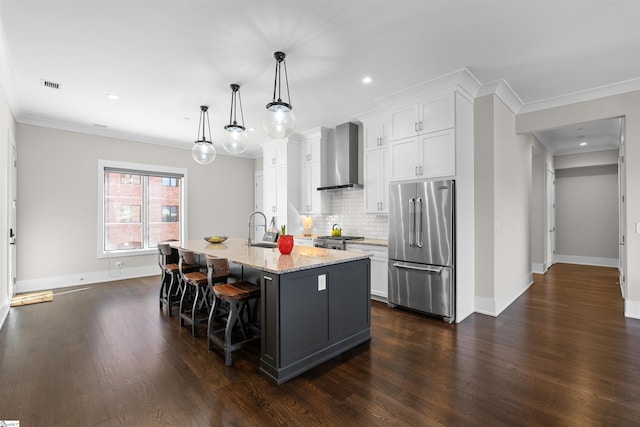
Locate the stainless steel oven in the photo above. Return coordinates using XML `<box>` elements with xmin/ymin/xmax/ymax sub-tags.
<box><xmin>313</xmin><ymin>235</ymin><xmax>364</xmax><ymax>250</ymax></box>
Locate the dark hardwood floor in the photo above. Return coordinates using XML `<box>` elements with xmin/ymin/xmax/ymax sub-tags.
<box><xmin>1</xmin><ymin>263</ymin><xmax>639</xmax><ymax>426</ymax></box>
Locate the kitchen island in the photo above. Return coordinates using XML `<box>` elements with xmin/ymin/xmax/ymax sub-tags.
<box><xmin>172</xmin><ymin>238</ymin><xmax>372</xmax><ymax>384</ymax></box>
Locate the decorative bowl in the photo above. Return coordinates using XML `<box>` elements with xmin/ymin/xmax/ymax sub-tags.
<box><xmin>204</xmin><ymin>236</ymin><xmax>228</xmax><ymax>244</ymax></box>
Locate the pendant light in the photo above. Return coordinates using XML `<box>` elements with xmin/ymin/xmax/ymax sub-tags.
<box><xmin>222</xmin><ymin>84</ymin><xmax>248</xmax><ymax>154</ymax></box>
<box><xmin>263</xmin><ymin>51</ymin><xmax>296</xmax><ymax>139</ymax></box>
<box><xmin>192</xmin><ymin>105</ymin><xmax>216</xmax><ymax>165</ymax></box>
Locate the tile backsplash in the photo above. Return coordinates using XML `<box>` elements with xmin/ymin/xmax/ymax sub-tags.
<box><xmin>307</xmin><ymin>190</ymin><xmax>388</xmax><ymax>239</ymax></box>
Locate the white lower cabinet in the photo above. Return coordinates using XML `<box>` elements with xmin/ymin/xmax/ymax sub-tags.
<box><xmin>346</xmin><ymin>243</ymin><xmax>388</xmax><ymax>300</ymax></box>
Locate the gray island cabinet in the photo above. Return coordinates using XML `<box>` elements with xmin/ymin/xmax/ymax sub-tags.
<box><xmin>173</xmin><ymin>238</ymin><xmax>371</xmax><ymax>384</ymax></box>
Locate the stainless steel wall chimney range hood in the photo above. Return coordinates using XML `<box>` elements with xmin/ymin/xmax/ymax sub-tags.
<box><xmin>317</xmin><ymin>122</ymin><xmax>362</xmax><ymax>191</ymax></box>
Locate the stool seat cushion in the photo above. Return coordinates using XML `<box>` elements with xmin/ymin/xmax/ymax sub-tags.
<box><xmin>183</xmin><ymin>271</ymin><xmax>209</xmax><ymax>285</ymax></box>
<box><xmin>213</xmin><ymin>282</ymin><xmax>260</xmax><ymax>300</ymax></box>
<box><xmin>161</xmin><ymin>263</ymin><xmax>180</xmax><ymax>273</ymax></box>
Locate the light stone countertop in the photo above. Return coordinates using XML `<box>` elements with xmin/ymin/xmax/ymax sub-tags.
<box><xmin>172</xmin><ymin>237</ymin><xmax>371</xmax><ymax>274</ymax></box>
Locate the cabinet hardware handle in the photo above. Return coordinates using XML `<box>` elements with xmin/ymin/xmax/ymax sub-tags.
<box><xmin>272</xmin><ymin>158</ymin><xmax>276</xmax><ymax>165</ymax></box>
<box><xmin>306</xmin><ymin>154</ymin><xmax>311</xmax><ymax>161</ymax></box>
<box><xmin>415</xmin><ymin>122</ymin><xmax>419</xmax><ymax>132</ymax></box>
<box><xmin>392</xmin><ymin>263</ymin><xmax>443</xmax><ymax>273</ymax></box>
<box><xmin>264</xmin><ymin>276</ymin><xmax>273</xmax><ymax>281</ymax></box>
<box><xmin>419</xmin><ymin>121</ymin><xmax>424</xmax><ymax>131</ymax></box>
<box><xmin>420</xmin><ymin>165</ymin><xmax>423</xmax><ymax>175</ymax></box>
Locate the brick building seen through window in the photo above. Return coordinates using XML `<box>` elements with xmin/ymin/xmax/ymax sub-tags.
<box><xmin>104</xmin><ymin>172</ymin><xmax>181</xmax><ymax>251</ymax></box>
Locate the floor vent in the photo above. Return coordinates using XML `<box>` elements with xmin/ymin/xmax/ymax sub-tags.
<box><xmin>41</xmin><ymin>79</ymin><xmax>61</xmax><ymax>90</ymax></box>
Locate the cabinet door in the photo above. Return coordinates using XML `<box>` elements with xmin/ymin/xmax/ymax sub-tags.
<box><xmin>364</xmin><ymin>150</ymin><xmax>383</xmax><ymax>213</ymax></box>
<box><xmin>390</xmin><ymin>137</ymin><xmax>420</xmax><ymax>182</ymax></box>
<box><xmin>275</xmin><ymin>165</ymin><xmax>287</xmax><ymax>216</ymax></box>
<box><xmin>419</xmin><ymin>93</ymin><xmax>455</xmax><ymax>134</ymax></box>
<box><xmin>280</xmin><ymin>269</ymin><xmax>329</xmax><ymax>366</ymax></box>
<box><xmin>264</xmin><ymin>141</ymin><xmax>288</xmax><ymax>167</ymax></box>
<box><xmin>263</xmin><ymin>167</ymin><xmax>278</xmax><ymax>215</ymax></box>
<box><xmin>364</xmin><ymin>148</ymin><xmax>390</xmax><ymax>213</ymax></box>
<box><xmin>371</xmin><ymin>256</ymin><xmax>388</xmax><ymax>299</ymax></box>
<box><xmin>299</xmin><ymin>163</ymin><xmax>312</xmax><ymax>213</ymax></box>
<box><xmin>390</xmin><ymin>104</ymin><xmax>419</xmax><ymax>140</ymax></box>
<box><xmin>420</xmin><ymin>130</ymin><xmax>455</xmax><ymax>178</ymax></box>
<box><xmin>364</xmin><ymin>116</ymin><xmax>389</xmax><ymax>151</ymax></box>
<box><xmin>329</xmin><ymin>260</ymin><xmax>370</xmax><ymax>342</ymax></box>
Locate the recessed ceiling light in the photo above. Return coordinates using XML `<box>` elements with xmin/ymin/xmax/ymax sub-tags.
<box><xmin>362</xmin><ymin>76</ymin><xmax>372</xmax><ymax>84</ymax></box>
<box><xmin>580</xmin><ymin>142</ymin><xmax>587</xmax><ymax>146</ymax></box>
<box><xmin>107</xmin><ymin>94</ymin><xmax>119</xmax><ymax>100</ymax></box>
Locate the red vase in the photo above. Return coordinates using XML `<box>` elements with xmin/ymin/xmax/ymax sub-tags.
<box><xmin>278</xmin><ymin>234</ymin><xmax>294</xmax><ymax>254</ymax></box>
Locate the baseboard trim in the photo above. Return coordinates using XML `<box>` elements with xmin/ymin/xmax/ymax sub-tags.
<box><xmin>16</xmin><ymin>265</ymin><xmax>159</xmax><ymax>294</ymax></box>
<box><xmin>625</xmin><ymin>299</ymin><xmax>640</xmax><ymax>319</ymax></box>
<box><xmin>0</xmin><ymin>302</ymin><xmax>9</xmax><ymax>330</ymax></box>
<box><xmin>555</xmin><ymin>255</ymin><xmax>619</xmax><ymax>268</ymax></box>
<box><xmin>532</xmin><ymin>263</ymin><xmax>546</xmax><ymax>274</ymax></box>
<box><xmin>474</xmin><ymin>272</ymin><xmax>533</xmax><ymax>317</ymax></box>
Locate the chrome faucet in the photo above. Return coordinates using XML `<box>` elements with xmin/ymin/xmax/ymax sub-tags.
<box><xmin>247</xmin><ymin>211</ymin><xmax>267</xmax><ymax>246</ymax></box>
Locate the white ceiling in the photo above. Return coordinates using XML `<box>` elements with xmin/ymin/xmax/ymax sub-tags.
<box><xmin>533</xmin><ymin>117</ymin><xmax>622</xmax><ymax>156</ymax></box>
<box><xmin>1</xmin><ymin>0</ymin><xmax>638</xmax><ymax>158</ymax></box>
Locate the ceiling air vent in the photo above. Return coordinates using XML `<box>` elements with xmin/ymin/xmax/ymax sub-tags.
<box><xmin>40</xmin><ymin>79</ymin><xmax>61</xmax><ymax>90</ymax></box>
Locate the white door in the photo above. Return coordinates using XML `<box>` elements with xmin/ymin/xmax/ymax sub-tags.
<box><xmin>8</xmin><ymin>133</ymin><xmax>17</xmax><ymax>298</ymax></box>
<box><xmin>545</xmin><ymin>168</ymin><xmax>555</xmax><ymax>270</ymax></box>
<box><xmin>618</xmin><ymin>134</ymin><xmax>626</xmax><ymax>298</ymax></box>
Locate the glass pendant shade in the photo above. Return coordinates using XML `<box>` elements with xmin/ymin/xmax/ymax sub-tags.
<box><xmin>192</xmin><ymin>105</ymin><xmax>216</xmax><ymax>164</ymax></box>
<box><xmin>222</xmin><ymin>84</ymin><xmax>249</xmax><ymax>154</ymax></box>
<box><xmin>263</xmin><ymin>51</ymin><xmax>295</xmax><ymax>139</ymax></box>
<box><xmin>192</xmin><ymin>141</ymin><xmax>216</xmax><ymax>164</ymax></box>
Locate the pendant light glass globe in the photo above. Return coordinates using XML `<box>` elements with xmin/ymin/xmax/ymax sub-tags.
<box><xmin>263</xmin><ymin>104</ymin><xmax>296</xmax><ymax>139</ymax></box>
<box><xmin>222</xmin><ymin>126</ymin><xmax>249</xmax><ymax>154</ymax></box>
<box><xmin>192</xmin><ymin>141</ymin><xmax>216</xmax><ymax>164</ymax></box>
<box><xmin>263</xmin><ymin>51</ymin><xmax>295</xmax><ymax>139</ymax></box>
<box><xmin>222</xmin><ymin>84</ymin><xmax>248</xmax><ymax>154</ymax></box>
<box><xmin>191</xmin><ymin>105</ymin><xmax>216</xmax><ymax>165</ymax></box>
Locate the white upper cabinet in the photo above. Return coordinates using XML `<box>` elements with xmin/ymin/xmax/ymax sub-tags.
<box><xmin>364</xmin><ymin>116</ymin><xmax>389</xmax><ymax>151</ymax></box>
<box><xmin>389</xmin><ymin>92</ymin><xmax>455</xmax><ymax>140</ymax></box>
<box><xmin>364</xmin><ymin>147</ymin><xmax>390</xmax><ymax>213</ymax></box>
<box><xmin>390</xmin><ymin>129</ymin><xmax>455</xmax><ymax>181</ymax></box>
<box><xmin>263</xmin><ymin>140</ymin><xmax>288</xmax><ymax>167</ymax></box>
<box><xmin>297</xmin><ymin>127</ymin><xmax>331</xmax><ymax>215</ymax></box>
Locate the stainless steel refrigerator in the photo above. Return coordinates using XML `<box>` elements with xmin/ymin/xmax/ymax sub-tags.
<box><xmin>388</xmin><ymin>179</ymin><xmax>455</xmax><ymax>323</ymax></box>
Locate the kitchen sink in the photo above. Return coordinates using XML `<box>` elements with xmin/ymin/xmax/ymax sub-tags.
<box><xmin>251</xmin><ymin>242</ymin><xmax>278</xmax><ymax>248</ymax></box>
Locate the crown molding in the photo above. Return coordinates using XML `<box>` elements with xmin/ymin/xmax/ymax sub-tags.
<box><xmin>476</xmin><ymin>79</ymin><xmax>524</xmax><ymax>115</ymax></box>
<box><xmin>517</xmin><ymin>77</ymin><xmax>640</xmax><ymax>114</ymax></box>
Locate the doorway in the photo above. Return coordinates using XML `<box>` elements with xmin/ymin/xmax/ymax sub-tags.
<box><xmin>8</xmin><ymin>131</ymin><xmax>17</xmax><ymax>299</ymax></box>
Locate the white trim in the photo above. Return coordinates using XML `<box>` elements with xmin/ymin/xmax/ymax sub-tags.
<box><xmin>555</xmin><ymin>255</ymin><xmax>619</xmax><ymax>268</ymax></box>
<box><xmin>16</xmin><ymin>265</ymin><xmax>159</xmax><ymax>294</ymax></box>
<box><xmin>476</xmin><ymin>79</ymin><xmax>524</xmax><ymax>115</ymax></box>
<box><xmin>532</xmin><ymin>263</ymin><xmax>546</xmax><ymax>274</ymax></box>
<box><xmin>518</xmin><ymin>77</ymin><xmax>640</xmax><ymax>114</ymax></box>
<box><xmin>474</xmin><ymin>273</ymin><xmax>533</xmax><ymax>317</ymax></box>
<box><xmin>97</xmin><ymin>160</ymin><xmax>188</xmax><ymax>259</ymax></box>
<box><xmin>624</xmin><ymin>299</ymin><xmax>640</xmax><ymax>320</ymax></box>
<box><xmin>0</xmin><ymin>303</ymin><xmax>8</xmax><ymax>330</ymax></box>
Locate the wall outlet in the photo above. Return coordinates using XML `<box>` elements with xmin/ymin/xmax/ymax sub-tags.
<box><xmin>318</xmin><ymin>274</ymin><xmax>326</xmax><ymax>291</ymax></box>
<box><xmin>115</xmin><ymin>261</ymin><xmax>122</xmax><ymax>269</ymax></box>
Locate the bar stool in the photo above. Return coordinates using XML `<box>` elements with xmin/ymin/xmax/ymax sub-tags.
<box><xmin>179</xmin><ymin>253</ymin><xmax>229</xmax><ymax>336</ymax></box>
<box><xmin>207</xmin><ymin>279</ymin><xmax>260</xmax><ymax>366</ymax></box>
<box><xmin>158</xmin><ymin>243</ymin><xmax>181</xmax><ymax>316</ymax></box>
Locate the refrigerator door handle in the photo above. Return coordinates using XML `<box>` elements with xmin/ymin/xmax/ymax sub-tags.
<box><xmin>416</xmin><ymin>197</ymin><xmax>423</xmax><ymax>248</ymax></box>
<box><xmin>392</xmin><ymin>262</ymin><xmax>443</xmax><ymax>274</ymax></box>
<box><xmin>409</xmin><ymin>198</ymin><xmax>416</xmax><ymax>247</ymax></box>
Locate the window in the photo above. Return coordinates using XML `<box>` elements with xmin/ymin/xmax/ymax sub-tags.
<box><xmin>98</xmin><ymin>160</ymin><xmax>187</xmax><ymax>257</ymax></box>
<box><xmin>161</xmin><ymin>205</ymin><xmax>179</xmax><ymax>222</ymax></box>
<box><xmin>162</xmin><ymin>177</ymin><xmax>178</xmax><ymax>187</ymax></box>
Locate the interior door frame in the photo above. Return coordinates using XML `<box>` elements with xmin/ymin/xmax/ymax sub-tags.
<box><xmin>7</xmin><ymin>130</ymin><xmax>17</xmax><ymax>298</ymax></box>
<box><xmin>545</xmin><ymin>166</ymin><xmax>555</xmax><ymax>270</ymax></box>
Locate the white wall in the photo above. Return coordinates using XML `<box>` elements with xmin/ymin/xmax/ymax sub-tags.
<box><xmin>516</xmin><ymin>90</ymin><xmax>640</xmax><ymax>319</ymax></box>
<box><xmin>555</xmin><ymin>149</ymin><xmax>618</xmax><ymax>169</ymax></box>
<box><xmin>555</xmin><ymin>164</ymin><xmax>619</xmax><ymax>266</ymax></box>
<box><xmin>0</xmin><ymin>79</ymin><xmax>16</xmax><ymax>327</ymax></box>
<box><xmin>474</xmin><ymin>94</ymin><xmax>536</xmax><ymax>316</ymax></box>
<box><xmin>16</xmin><ymin>124</ymin><xmax>254</xmax><ymax>292</ymax></box>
